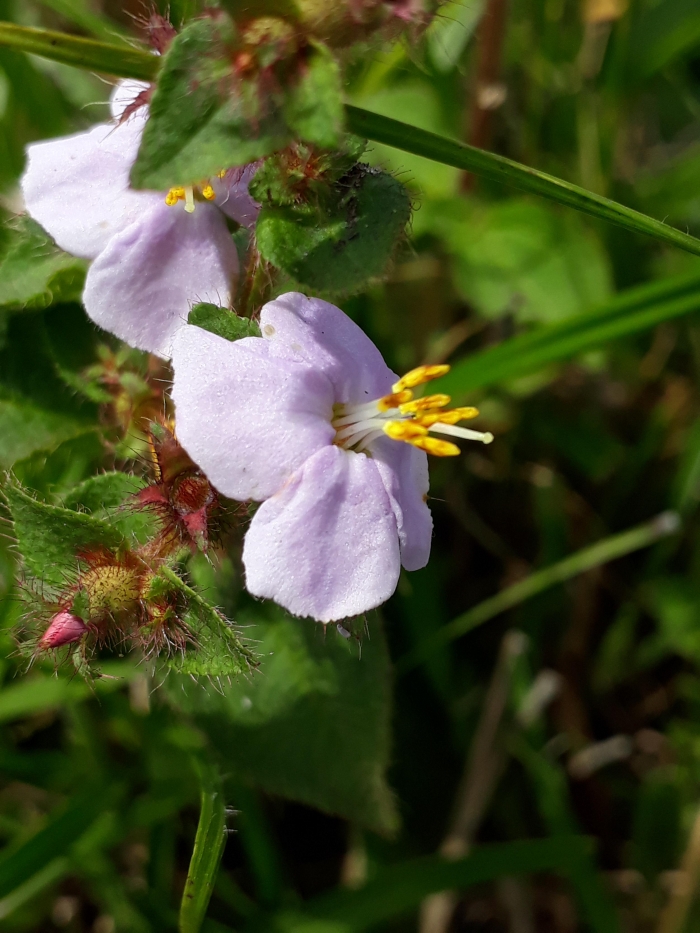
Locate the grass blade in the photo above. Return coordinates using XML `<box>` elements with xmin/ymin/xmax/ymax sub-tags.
<box><xmin>0</xmin><ymin>23</ymin><xmax>157</xmax><ymax>80</ymax></box>
<box><xmin>0</xmin><ymin>784</ymin><xmax>118</xmax><ymax>900</ymax></box>
<box><xmin>346</xmin><ymin>105</ymin><xmax>700</xmax><ymax>258</ymax></box>
<box><xmin>398</xmin><ymin>512</ymin><xmax>680</xmax><ymax>673</ymax></box>
<box><xmin>436</xmin><ymin>270</ymin><xmax>700</xmax><ymax>397</ymax></box>
<box><xmin>292</xmin><ymin>836</ymin><xmax>607</xmax><ymax>931</ymax></box>
<box><xmin>0</xmin><ymin>25</ymin><xmax>698</xmax><ymax>257</ymax></box>
<box><xmin>179</xmin><ymin>760</ymin><xmax>227</xmax><ymax>933</ymax></box>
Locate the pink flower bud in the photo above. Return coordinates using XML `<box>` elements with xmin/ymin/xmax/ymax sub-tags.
<box><xmin>39</xmin><ymin>611</ymin><xmax>88</xmax><ymax>649</ymax></box>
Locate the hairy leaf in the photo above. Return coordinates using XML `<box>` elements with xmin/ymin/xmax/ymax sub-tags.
<box><xmin>0</xmin><ymin>217</ymin><xmax>87</xmax><ymax>312</ymax></box>
<box><xmin>188</xmin><ymin>303</ymin><xmax>262</xmax><ymax>341</ymax></box>
<box><xmin>167</xmin><ymin>610</ymin><xmax>398</xmax><ymax>835</ymax></box>
<box><xmin>4</xmin><ymin>479</ymin><xmax>125</xmax><ymax>590</ymax></box>
<box><xmin>160</xmin><ymin>566</ymin><xmax>256</xmax><ymax>678</ymax></box>
<box><xmin>256</xmin><ymin>166</ymin><xmax>410</xmax><ymax>292</ymax></box>
<box><xmin>131</xmin><ymin>16</ymin><xmax>343</xmax><ymax>190</ymax></box>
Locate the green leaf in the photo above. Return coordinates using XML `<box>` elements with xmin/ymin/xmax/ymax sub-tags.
<box><xmin>167</xmin><ymin>610</ymin><xmax>397</xmax><ymax>835</ymax></box>
<box><xmin>4</xmin><ymin>478</ymin><xmax>125</xmax><ymax>590</ymax></box>
<box><xmin>281</xmin><ymin>42</ymin><xmax>343</xmax><ymax>149</ymax></box>
<box><xmin>0</xmin><ymin>311</ymin><xmax>99</xmax><ymax>468</ymax></box>
<box><xmin>435</xmin><ymin>270</ymin><xmax>700</xmax><ymax>397</ymax></box>
<box><xmin>179</xmin><ymin>760</ymin><xmax>227</xmax><ymax>933</ymax></box>
<box><xmin>256</xmin><ymin>166</ymin><xmax>410</xmax><ymax>292</ymax></box>
<box><xmin>188</xmin><ymin>303</ymin><xmax>262</xmax><ymax>341</ymax></box>
<box><xmin>426</xmin><ymin>0</ymin><xmax>484</xmax><ymax>73</ymax></box>
<box><xmin>130</xmin><ymin>17</ymin><xmax>343</xmax><ymax>190</ymax></box>
<box><xmin>159</xmin><ymin>565</ymin><xmax>256</xmax><ymax>678</ymax></box>
<box><xmin>423</xmin><ymin>198</ymin><xmax>612</xmax><ymax>324</ymax></box>
<box><xmin>0</xmin><ymin>217</ymin><xmax>87</xmax><ymax>311</ymax></box>
<box><xmin>0</xmin><ymin>399</ymin><xmax>95</xmax><ymax>470</ymax></box>
<box><xmin>0</xmin><ymin>22</ymin><xmax>157</xmax><ymax>81</ymax></box>
<box><xmin>59</xmin><ymin>471</ymin><xmax>157</xmax><ymax>544</ymax></box>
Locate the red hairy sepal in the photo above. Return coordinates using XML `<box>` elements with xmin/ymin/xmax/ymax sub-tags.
<box><xmin>135</xmin><ymin>424</ymin><xmax>222</xmax><ymax>554</ymax></box>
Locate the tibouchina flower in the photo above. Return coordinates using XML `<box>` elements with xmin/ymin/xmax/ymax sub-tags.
<box><xmin>21</xmin><ymin>80</ymin><xmax>258</xmax><ymax>358</ymax></box>
<box><xmin>172</xmin><ymin>293</ymin><xmax>493</xmax><ymax>623</ymax></box>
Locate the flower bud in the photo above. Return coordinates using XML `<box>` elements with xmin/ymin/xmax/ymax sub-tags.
<box><xmin>39</xmin><ymin>611</ymin><xmax>88</xmax><ymax>650</ymax></box>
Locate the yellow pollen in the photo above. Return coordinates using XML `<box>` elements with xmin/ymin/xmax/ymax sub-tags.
<box><xmin>410</xmin><ymin>436</ymin><xmax>461</xmax><ymax>457</ymax></box>
<box><xmin>165</xmin><ymin>186</ymin><xmax>186</xmax><ymax>206</ymax></box>
<box><xmin>392</xmin><ymin>364</ymin><xmax>450</xmax><ymax>393</ymax></box>
<box><xmin>201</xmin><ymin>184</ymin><xmax>216</xmax><ymax>201</ymax></box>
<box><xmin>383</xmin><ymin>421</ymin><xmax>428</xmax><ymax>441</ymax></box>
<box><xmin>399</xmin><ymin>393</ymin><xmax>451</xmax><ymax>414</ymax></box>
<box><xmin>416</xmin><ymin>406</ymin><xmax>480</xmax><ymax>427</ymax></box>
<box><xmin>377</xmin><ymin>389</ymin><xmax>413</xmax><ymax>412</ymax></box>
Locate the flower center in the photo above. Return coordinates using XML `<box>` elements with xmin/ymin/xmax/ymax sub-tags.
<box><xmin>164</xmin><ymin>182</ymin><xmax>217</xmax><ymax>213</ymax></box>
<box><xmin>332</xmin><ymin>364</ymin><xmax>494</xmax><ymax>457</ymax></box>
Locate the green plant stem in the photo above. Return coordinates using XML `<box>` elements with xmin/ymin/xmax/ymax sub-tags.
<box><xmin>0</xmin><ymin>23</ymin><xmax>158</xmax><ymax>81</ymax></box>
<box><xmin>179</xmin><ymin>759</ymin><xmax>227</xmax><ymax>933</ymax></box>
<box><xmin>397</xmin><ymin>511</ymin><xmax>680</xmax><ymax>674</ymax></box>
<box><xmin>1</xmin><ymin>23</ymin><xmax>700</xmax><ymax>257</ymax></box>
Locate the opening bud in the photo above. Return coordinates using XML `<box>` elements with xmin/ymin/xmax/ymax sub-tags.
<box><xmin>39</xmin><ymin>611</ymin><xmax>88</xmax><ymax>650</ymax></box>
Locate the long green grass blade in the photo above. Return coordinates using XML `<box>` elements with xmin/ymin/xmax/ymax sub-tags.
<box><xmin>345</xmin><ymin>105</ymin><xmax>700</xmax><ymax>258</ymax></box>
<box><xmin>179</xmin><ymin>760</ymin><xmax>227</xmax><ymax>933</ymax></box>
<box><xmin>294</xmin><ymin>836</ymin><xmax>606</xmax><ymax>931</ymax></box>
<box><xmin>0</xmin><ymin>785</ymin><xmax>118</xmax><ymax>900</ymax></box>
<box><xmin>0</xmin><ymin>23</ymin><xmax>157</xmax><ymax>80</ymax></box>
<box><xmin>398</xmin><ymin>512</ymin><xmax>680</xmax><ymax>673</ymax></box>
<box><xmin>1</xmin><ymin>24</ymin><xmax>699</xmax><ymax>258</ymax></box>
<box><xmin>436</xmin><ymin>270</ymin><xmax>700</xmax><ymax>398</ymax></box>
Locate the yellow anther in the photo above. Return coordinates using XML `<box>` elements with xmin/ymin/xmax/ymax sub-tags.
<box><xmin>417</xmin><ymin>406</ymin><xmax>480</xmax><ymax>427</ymax></box>
<box><xmin>383</xmin><ymin>421</ymin><xmax>428</xmax><ymax>441</ymax></box>
<box><xmin>392</xmin><ymin>364</ymin><xmax>450</xmax><ymax>393</ymax></box>
<box><xmin>217</xmin><ymin>170</ymin><xmax>227</xmax><ymax>179</ymax></box>
<box><xmin>201</xmin><ymin>184</ymin><xmax>216</xmax><ymax>201</ymax></box>
<box><xmin>399</xmin><ymin>394</ymin><xmax>451</xmax><ymax>414</ymax></box>
<box><xmin>410</xmin><ymin>436</ymin><xmax>461</xmax><ymax>457</ymax></box>
<box><xmin>377</xmin><ymin>389</ymin><xmax>413</xmax><ymax>412</ymax></box>
<box><xmin>165</xmin><ymin>186</ymin><xmax>186</xmax><ymax>206</ymax></box>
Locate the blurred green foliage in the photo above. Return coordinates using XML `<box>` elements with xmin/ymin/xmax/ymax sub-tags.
<box><xmin>4</xmin><ymin>0</ymin><xmax>700</xmax><ymax>930</ymax></box>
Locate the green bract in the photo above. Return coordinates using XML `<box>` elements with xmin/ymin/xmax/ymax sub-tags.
<box><xmin>130</xmin><ymin>13</ymin><xmax>344</xmax><ymax>190</ymax></box>
<box><xmin>254</xmin><ymin>156</ymin><xmax>411</xmax><ymax>293</ymax></box>
<box><xmin>188</xmin><ymin>302</ymin><xmax>262</xmax><ymax>340</ymax></box>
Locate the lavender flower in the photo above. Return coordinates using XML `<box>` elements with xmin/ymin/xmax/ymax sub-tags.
<box><xmin>171</xmin><ymin>293</ymin><xmax>492</xmax><ymax>622</ymax></box>
<box><xmin>21</xmin><ymin>80</ymin><xmax>258</xmax><ymax>358</ymax></box>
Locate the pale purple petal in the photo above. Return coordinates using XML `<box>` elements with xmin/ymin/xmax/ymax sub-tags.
<box><xmin>109</xmin><ymin>79</ymin><xmax>151</xmax><ymax>122</ymax></box>
<box><xmin>171</xmin><ymin>325</ymin><xmax>334</xmax><ymax>500</ymax></box>
<box><xmin>22</xmin><ymin>119</ymin><xmax>158</xmax><ymax>259</ymax></box>
<box><xmin>370</xmin><ymin>435</ymin><xmax>433</xmax><ymax>571</ymax></box>
<box><xmin>83</xmin><ymin>202</ymin><xmax>238</xmax><ymax>357</ymax></box>
<box><xmin>213</xmin><ymin>164</ymin><xmax>260</xmax><ymax>229</ymax></box>
<box><xmin>260</xmin><ymin>293</ymin><xmax>396</xmax><ymax>404</ymax></box>
<box><xmin>243</xmin><ymin>446</ymin><xmax>401</xmax><ymax>622</ymax></box>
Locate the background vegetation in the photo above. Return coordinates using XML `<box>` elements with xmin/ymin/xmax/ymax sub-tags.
<box><xmin>3</xmin><ymin>0</ymin><xmax>700</xmax><ymax>930</ymax></box>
